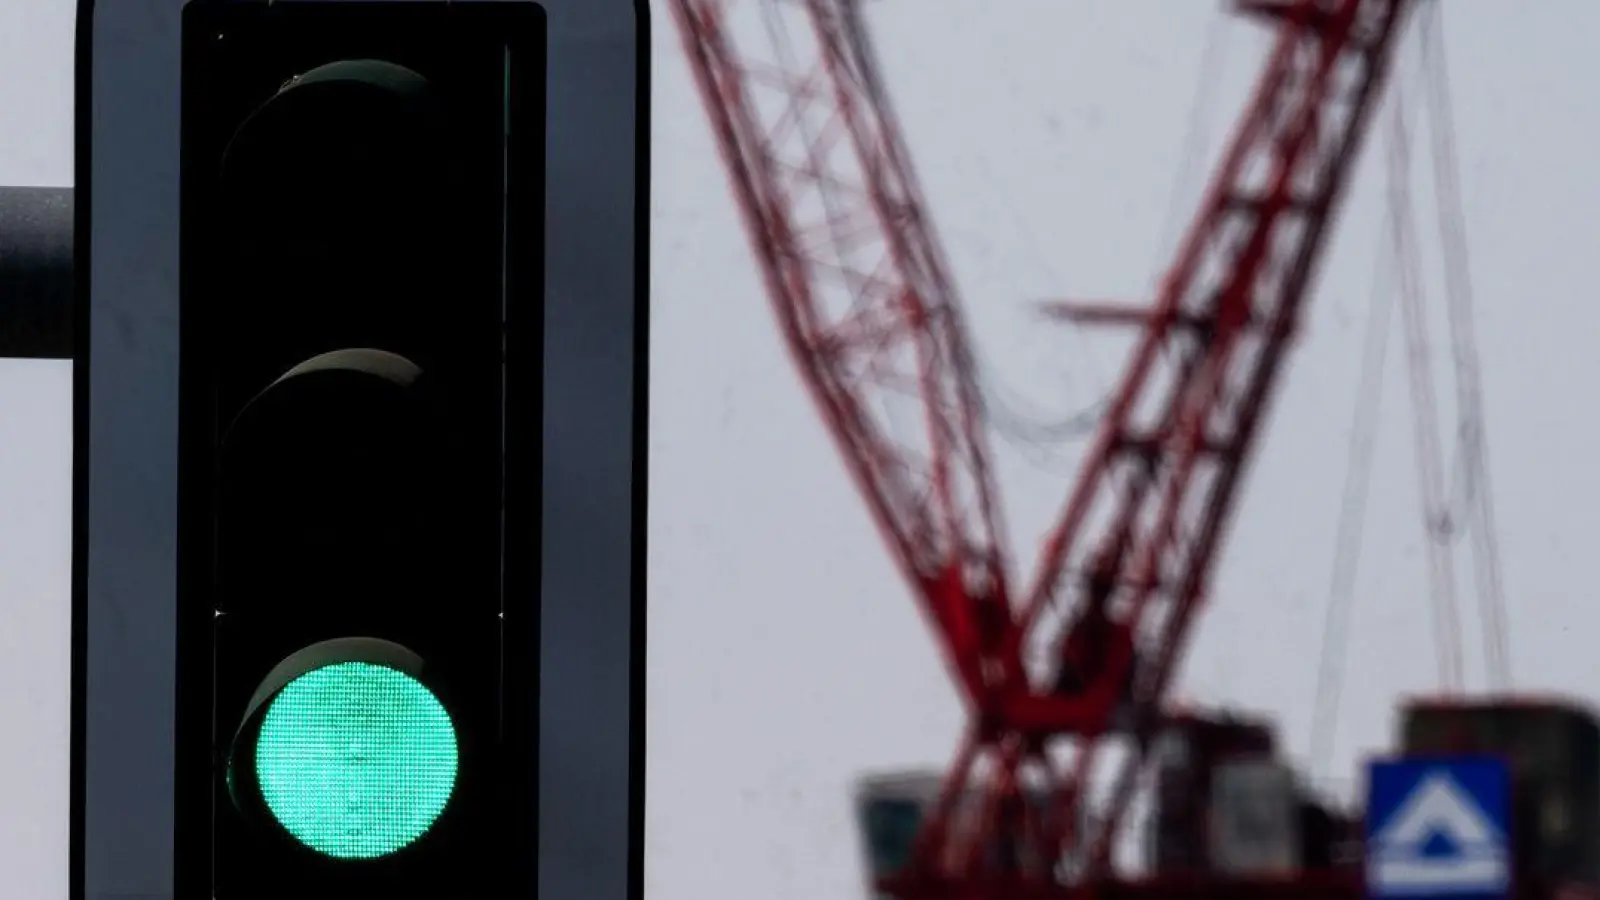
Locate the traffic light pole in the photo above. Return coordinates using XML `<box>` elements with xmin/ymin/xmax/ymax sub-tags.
<box><xmin>74</xmin><ymin>2</ymin><xmax>647</xmax><ymax>899</ymax></box>
<box><xmin>0</xmin><ymin>186</ymin><xmax>72</xmax><ymax>360</ymax></box>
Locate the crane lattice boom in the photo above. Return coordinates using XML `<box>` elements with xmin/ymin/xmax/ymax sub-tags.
<box><xmin>671</xmin><ymin>0</ymin><xmax>1418</xmax><ymax>893</ymax></box>
<box><xmin>671</xmin><ymin>0</ymin><xmax>1017</xmax><ymax>706</ymax></box>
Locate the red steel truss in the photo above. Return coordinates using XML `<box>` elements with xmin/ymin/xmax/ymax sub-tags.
<box><xmin>670</xmin><ymin>0</ymin><xmax>1417</xmax><ymax>894</ymax></box>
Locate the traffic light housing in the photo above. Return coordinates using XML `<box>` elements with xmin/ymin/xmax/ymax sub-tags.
<box><xmin>177</xmin><ymin>2</ymin><xmax>544</xmax><ymax>895</ymax></box>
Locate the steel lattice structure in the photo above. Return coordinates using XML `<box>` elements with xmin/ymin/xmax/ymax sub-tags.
<box><xmin>670</xmin><ymin>0</ymin><xmax>1417</xmax><ymax>895</ymax></box>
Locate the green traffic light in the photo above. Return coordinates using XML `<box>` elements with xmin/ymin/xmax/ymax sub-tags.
<box><xmin>253</xmin><ymin>660</ymin><xmax>459</xmax><ymax>859</ymax></box>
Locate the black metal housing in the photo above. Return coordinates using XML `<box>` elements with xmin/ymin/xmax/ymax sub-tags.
<box><xmin>176</xmin><ymin>3</ymin><xmax>546</xmax><ymax>896</ymax></box>
<box><xmin>0</xmin><ymin>186</ymin><xmax>72</xmax><ymax>360</ymax></box>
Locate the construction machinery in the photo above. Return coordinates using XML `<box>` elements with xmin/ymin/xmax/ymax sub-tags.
<box><xmin>667</xmin><ymin>0</ymin><xmax>1597</xmax><ymax>898</ymax></box>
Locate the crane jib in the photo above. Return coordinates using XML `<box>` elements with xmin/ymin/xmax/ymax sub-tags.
<box><xmin>672</xmin><ymin>0</ymin><xmax>1418</xmax><ymax>891</ymax></box>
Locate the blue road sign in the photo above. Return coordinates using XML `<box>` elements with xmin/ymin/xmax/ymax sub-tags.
<box><xmin>1366</xmin><ymin>757</ymin><xmax>1511</xmax><ymax>900</ymax></box>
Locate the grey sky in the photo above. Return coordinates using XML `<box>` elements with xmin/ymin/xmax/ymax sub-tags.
<box><xmin>4</xmin><ymin>2</ymin><xmax>1598</xmax><ymax>899</ymax></box>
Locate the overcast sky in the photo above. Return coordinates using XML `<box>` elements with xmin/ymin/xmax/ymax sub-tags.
<box><xmin>5</xmin><ymin>2</ymin><xmax>1600</xmax><ymax>899</ymax></box>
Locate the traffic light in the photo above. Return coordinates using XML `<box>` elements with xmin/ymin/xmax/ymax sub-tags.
<box><xmin>176</xmin><ymin>2</ymin><xmax>544</xmax><ymax>895</ymax></box>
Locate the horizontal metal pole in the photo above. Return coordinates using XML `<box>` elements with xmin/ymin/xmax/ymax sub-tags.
<box><xmin>0</xmin><ymin>186</ymin><xmax>73</xmax><ymax>360</ymax></box>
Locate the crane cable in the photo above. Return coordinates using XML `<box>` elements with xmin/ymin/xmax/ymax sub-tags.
<box><xmin>1310</xmin><ymin>0</ymin><xmax>1511</xmax><ymax>775</ymax></box>
<box><xmin>1417</xmin><ymin>7</ymin><xmax>1512</xmax><ymax>691</ymax></box>
<box><xmin>978</xmin><ymin>4</ymin><xmax>1234</xmax><ymax>471</ymax></box>
<box><xmin>1392</xmin><ymin>1</ymin><xmax>1511</xmax><ymax>693</ymax></box>
<box><xmin>1390</xmin><ymin>32</ymin><xmax>1468</xmax><ymax>697</ymax></box>
<box><xmin>1308</xmin><ymin>84</ymin><xmax>1410</xmax><ymax>777</ymax></box>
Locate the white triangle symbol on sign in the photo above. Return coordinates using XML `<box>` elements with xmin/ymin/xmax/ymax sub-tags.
<box><xmin>1369</xmin><ymin>771</ymin><xmax>1508</xmax><ymax>895</ymax></box>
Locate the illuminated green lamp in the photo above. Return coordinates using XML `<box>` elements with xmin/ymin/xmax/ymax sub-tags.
<box><xmin>230</xmin><ymin>638</ymin><xmax>459</xmax><ymax>860</ymax></box>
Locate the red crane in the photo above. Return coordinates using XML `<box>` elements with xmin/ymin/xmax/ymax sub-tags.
<box><xmin>670</xmin><ymin>0</ymin><xmax>1416</xmax><ymax>895</ymax></box>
